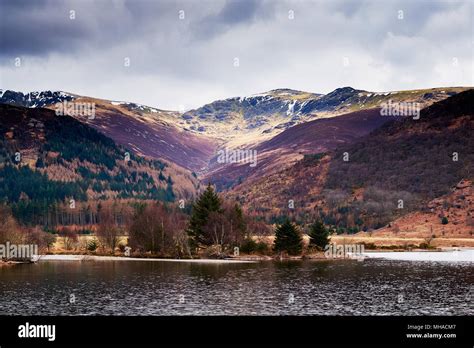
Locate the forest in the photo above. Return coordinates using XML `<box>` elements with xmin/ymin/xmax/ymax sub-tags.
<box><xmin>0</xmin><ymin>106</ymin><xmax>175</xmax><ymax>225</ymax></box>
<box><xmin>0</xmin><ymin>184</ymin><xmax>328</xmax><ymax>259</ymax></box>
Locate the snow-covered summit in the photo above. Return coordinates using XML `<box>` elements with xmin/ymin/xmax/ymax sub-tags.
<box><xmin>0</xmin><ymin>90</ymin><xmax>75</xmax><ymax>108</ymax></box>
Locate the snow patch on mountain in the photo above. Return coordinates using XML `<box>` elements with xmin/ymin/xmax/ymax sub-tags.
<box><xmin>110</xmin><ymin>101</ymin><xmax>161</xmax><ymax>113</ymax></box>
<box><xmin>286</xmin><ymin>100</ymin><xmax>296</xmax><ymax>115</ymax></box>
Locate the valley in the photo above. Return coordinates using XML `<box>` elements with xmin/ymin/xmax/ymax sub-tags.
<box><xmin>0</xmin><ymin>86</ymin><xmax>472</xmax><ymax>249</ymax></box>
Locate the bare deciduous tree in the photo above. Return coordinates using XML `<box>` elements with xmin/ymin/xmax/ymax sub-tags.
<box><xmin>96</xmin><ymin>206</ymin><xmax>120</xmax><ymax>254</ymax></box>
<box><xmin>58</xmin><ymin>227</ymin><xmax>78</xmax><ymax>251</ymax></box>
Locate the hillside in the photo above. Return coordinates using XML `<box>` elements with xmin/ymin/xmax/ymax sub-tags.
<box><xmin>326</xmin><ymin>88</ymin><xmax>474</xmax><ymax>197</ymax></box>
<box><xmin>368</xmin><ymin>179</ymin><xmax>473</xmax><ymax>238</ymax></box>
<box><xmin>0</xmin><ymin>104</ymin><xmax>199</xmax><ymax>225</ymax></box>
<box><xmin>0</xmin><ymin>87</ymin><xmax>468</xmax><ymax>177</ymax></box>
<box><xmin>204</xmin><ymin>108</ymin><xmax>399</xmax><ymax>190</ymax></box>
<box><xmin>0</xmin><ymin>90</ymin><xmax>217</xmax><ymax>172</ymax></box>
<box><xmin>191</xmin><ymin>86</ymin><xmax>470</xmax><ymax>186</ymax></box>
<box><xmin>64</xmin><ymin>97</ymin><xmax>218</xmax><ymax>172</ymax></box>
<box><xmin>228</xmin><ymin>89</ymin><xmax>474</xmax><ymax>234</ymax></box>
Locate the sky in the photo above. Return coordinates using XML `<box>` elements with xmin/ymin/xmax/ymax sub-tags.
<box><xmin>0</xmin><ymin>0</ymin><xmax>472</xmax><ymax>110</ymax></box>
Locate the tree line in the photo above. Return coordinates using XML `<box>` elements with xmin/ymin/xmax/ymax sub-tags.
<box><xmin>1</xmin><ymin>183</ymin><xmax>333</xmax><ymax>259</ymax></box>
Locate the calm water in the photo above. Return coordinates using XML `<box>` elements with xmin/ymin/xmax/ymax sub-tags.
<box><xmin>0</xmin><ymin>259</ymin><xmax>472</xmax><ymax>315</ymax></box>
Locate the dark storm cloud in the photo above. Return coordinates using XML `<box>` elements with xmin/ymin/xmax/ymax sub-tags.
<box><xmin>190</xmin><ymin>0</ymin><xmax>275</xmax><ymax>40</ymax></box>
<box><xmin>0</xmin><ymin>0</ymin><xmax>471</xmax><ymax>110</ymax></box>
<box><xmin>0</xmin><ymin>0</ymin><xmax>91</xmax><ymax>56</ymax></box>
<box><xmin>218</xmin><ymin>0</ymin><xmax>261</xmax><ymax>24</ymax></box>
<box><xmin>0</xmin><ymin>0</ymin><xmax>469</xmax><ymax>57</ymax></box>
<box><xmin>0</xmin><ymin>0</ymin><xmax>183</xmax><ymax>58</ymax></box>
<box><xmin>0</xmin><ymin>0</ymin><xmax>272</xmax><ymax>57</ymax></box>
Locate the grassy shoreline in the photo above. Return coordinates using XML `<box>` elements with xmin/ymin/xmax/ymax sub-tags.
<box><xmin>3</xmin><ymin>247</ymin><xmax>473</xmax><ymax>266</ymax></box>
<box><xmin>3</xmin><ymin>234</ymin><xmax>471</xmax><ymax>266</ymax></box>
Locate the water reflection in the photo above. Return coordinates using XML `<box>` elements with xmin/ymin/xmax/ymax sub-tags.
<box><xmin>0</xmin><ymin>259</ymin><xmax>472</xmax><ymax>316</ymax></box>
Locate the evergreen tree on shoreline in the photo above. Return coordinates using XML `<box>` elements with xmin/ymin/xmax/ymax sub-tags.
<box><xmin>308</xmin><ymin>220</ymin><xmax>330</xmax><ymax>250</ymax></box>
<box><xmin>187</xmin><ymin>183</ymin><xmax>222</xmax><ymax>249</ymax></box>
<box><xmin>273</xmin><ymin>219</ymin><xmax>303</xmax><ymax>255</ymax></box>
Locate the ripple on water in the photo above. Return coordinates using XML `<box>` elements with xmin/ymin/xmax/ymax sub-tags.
<box><xmin>0</xmin><ymin>259</ymin><xmax>472</xmax><ymax>315</ymax></box>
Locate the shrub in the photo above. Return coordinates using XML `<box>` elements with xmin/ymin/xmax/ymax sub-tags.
<box><xmin>255</xmin><ymin>241</ymin><xmax>269</xmax><ymax>254</ymax></box>
<box><xmin>240</xmin><ymin>238</ymin><xmax>269</xmax><ymax>254</ymax></box>
<box><xmin>87</xmin><ymin>238</ymin><xmax>99</xmax><ymax>252</ymax></box>
<box><xmin>361</xmin><ymin>242</ymin><xmax>377</xmax><ymax>250</ymax></box>
<box><xmin>240</xmin><ymin>238</ymin><xmax>258</xmax><ymax>253</ymax></box>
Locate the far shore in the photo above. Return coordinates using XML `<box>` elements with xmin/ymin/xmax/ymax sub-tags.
<box><xmin>2</xmin><ymin>233</ymin><xmax>472</xmax><ymax>266</ymax></box>
<box><xmin>2</xmin><ymin>248</ymin><xmax>472</xmax><ymax>265</ymax></box>
<box><xmin>362</xmin><ymin>249</ymin><xmax>473</xmax><ymax>262</ymax></box>
<box><xmin>36</xmin><ymin>254</ymin><xmax>256</xmax><ymax>263</ymax></box>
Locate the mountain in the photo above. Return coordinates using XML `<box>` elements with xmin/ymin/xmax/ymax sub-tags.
<box><xmin>0</xmin><ymin>90</ymin><xmax>217</xmax><ymax>172</ymax></box>
<box><xmin>0</xmin><ymin>86</ymin><xmax>469</xmax><ymax>178</ymax></box>
<box><xmin>179</xmin><ymin>89</ymin><xmax>322</xmax><ymax>146</ymax></box>
<box><xmin>202</xmin><ymin>86</ymin><xmax>470</xmax><ymax>190</ymax></box>
<box><xmin>228</xmin><ymin>89</ymin><xmax>474</xmax><ymax>233</ymax></box>
<box><xmin>203</xmin><ymin>108</ymin><xmax>401</xmax><ymax>190</ymax></box>
<box><xmin>1</xmin><ymin>86</ymin><xmax>472</xmax><ymax>233</ymax></box>
<box><xmin>296</xmin><ymin>86</ymin><xmax>462</xmax><ymax>114</ymax></box>
<box><xmin>325</xmin><ymin>88</ymin><xmax>474</xmax><ymax>197</ymax></box>
<box><xmin>0</xmin><ymin>104</ymin><xmax>199</xmax><ymax>225</ymax></box>
<box><xmin>0</xmin><ymin>90</ymin><xmax>74</xmax><ymax>107</ymax></box>
<box><xmin>178</xmin><ymin>86</ymin><xmax>468</xmax><ymax>147</ymax></box>
<box><xmin>58</xmin><ymin>96</ymin><xmax>217</xmax><ymax>172</ymax></box>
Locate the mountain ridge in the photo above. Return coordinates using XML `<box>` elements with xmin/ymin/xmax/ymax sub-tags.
<box><xmin>1</xmin><ymin>86</ymin><xmax>471</xmax><ymax>175</ymax></box>
<box><xmin>227</xmin><ymin>89</ymin><xmax>474</xmax><ymax>235</ymax></box>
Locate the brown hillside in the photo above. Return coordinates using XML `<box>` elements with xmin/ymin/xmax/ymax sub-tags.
<box><xmin>205</xmin><ymin>108</ymin><xmax>399</xmax><ymax>190</ymax></box>
<box><xmin>371</xmin><ymin>179</ymin><xmax>473</xmax><ymax>238</ymax></box>
<box><xmin>48</xmin><ymin>97</ymin><xmax>218</xmax><ymax>173</ymax></box>
<box><xmin>227</xmin><ymin>89</ymin><xmax>474</xmax><ymax>234</ymax></box>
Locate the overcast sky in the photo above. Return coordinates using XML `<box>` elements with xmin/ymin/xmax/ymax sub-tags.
<box><xmin>0</xmin><ymin>0</ymin><xmax>472</xmax><ymax>110</ymax></box>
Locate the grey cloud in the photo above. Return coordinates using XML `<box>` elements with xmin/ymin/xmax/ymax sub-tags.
<box><xmin>0</xmin><ymin>0</ymin><xmax>188</xmax><ymax>58</ymax></box>
<box><xmin>0</xmin><ymin>0</ymin><xmax>91</xmax><ymax>57</ymax></box>
<box><xmin>190</xmin><ymin>0</ymin><xmax>275</xmax><ymax>40</ymax></box>
<box><xmin>0</xmin><ymin>0</ymin><xmax>471</xmax><ymax>110</ymax></box>
<box><xmin>218</xmin><ymin>0</ymin><xmax>261</xmax><ymax>24</ymax></box>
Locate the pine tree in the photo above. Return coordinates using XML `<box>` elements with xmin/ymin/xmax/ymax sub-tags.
<box><xmin>187</xmin><ymin>183</ymin><xmax>222</xmax><ymax>249</ymax></box>
<box><xmin>35</xmin><ymin>157</ymin><xmax>45</xmax><ymax>168</ymax></box>
<box><xmin>165</xmin><ymin>182</ymin><xmax>175</xmax><ymax>202</ymax></box>
<box><xmin>308</xmin><ymin>220</ymin><xmax>330</xmax><ymax>250</ymax></box>
<box><xmin>273</xmin><ymin>219</ymin><xmax>303</xmax><ymax>255</ymax></box>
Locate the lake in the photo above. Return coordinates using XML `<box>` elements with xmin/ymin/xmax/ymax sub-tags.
<box><xmin>0</xmin><ymin>257</ymin><xmax>472</xmax><ymax>316</ymax></box>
